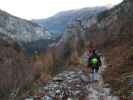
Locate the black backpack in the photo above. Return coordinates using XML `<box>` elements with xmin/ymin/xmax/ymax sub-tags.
<box><xmin>88</xmin><ymin>50</ymin><xmax>101</xmax><ymax>67</ymax></box>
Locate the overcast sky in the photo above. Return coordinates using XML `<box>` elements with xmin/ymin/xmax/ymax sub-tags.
<box><xmin>0</xmin><ymin>0</ymin><xmax>123</xmax><ymax>20</ymax></box>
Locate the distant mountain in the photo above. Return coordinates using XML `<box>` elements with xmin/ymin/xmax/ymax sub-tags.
<box><xmin>0</xmin><ymin>10</ymin><xmax>55</xmax><ymax>54</ymax></box>
<box><xmin>32</xmin><ymin>7</ymin><xmax>107</xmax><ymax>33</ymax></box>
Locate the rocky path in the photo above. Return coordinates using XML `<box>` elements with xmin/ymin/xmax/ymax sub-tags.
<box><xmin>37</xmin><ymin>57</ymin><xmax>119</xmax><ymax>100</ymax></box>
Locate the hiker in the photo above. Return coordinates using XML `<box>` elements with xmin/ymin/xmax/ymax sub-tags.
<box><xmin>80</xmin><ymin>41</ymin><xmax>94</xmax><ymax>75</ymax></box>
<box><xmin>80</xmin><ymin>41</ymin><xmax>102</xmax><ymax>82</ymax></box>
<box><xmin>88</xmin><ymin>49</ymin><xmax>102</xmax><ymax>82</ymax></box>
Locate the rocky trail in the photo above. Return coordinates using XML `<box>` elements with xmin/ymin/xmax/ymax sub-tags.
<box><xmin>34</xmin><ymin>57</ymin><xmax>119</xmax><ymax>100</ymax></box>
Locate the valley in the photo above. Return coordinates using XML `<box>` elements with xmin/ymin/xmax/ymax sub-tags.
<box><xmin>0</xmin><ymin>0</ymin><xmax>133</xmax><ymax>99</ymax></box>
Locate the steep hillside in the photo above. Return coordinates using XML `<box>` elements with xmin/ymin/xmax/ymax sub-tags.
<box><xmin>33</xmin><ymin>7</ymin><xmax>107</xmax><ymax>33</ymax></box>
<box><xmin>0</xmin><ymin>10</ymin><xmax>54</xmax><ymax>54</ymax></box>
<box><xmin>82</xmin><ymin>0</ymin><xmax>133</xmax><ymax>96</ymax></box>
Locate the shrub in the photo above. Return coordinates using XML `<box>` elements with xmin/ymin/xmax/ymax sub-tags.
<box><xmin>0</xmin><ymin>40</ymin><xmax>34</xmax><ymax>100</ymax></box>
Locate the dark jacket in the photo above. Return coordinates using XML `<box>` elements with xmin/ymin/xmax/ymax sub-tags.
<box><xmin>88</xmin><ymin>49</ymin><xmax>102</xmax><ymax>68</ymax></box>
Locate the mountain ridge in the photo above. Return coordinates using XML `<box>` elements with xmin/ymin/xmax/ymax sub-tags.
<box><xmin>33</xmin><ymin>7</ymin><xmax>107</xmax><ymax>33</ymax></box>
<box><xmin>0</xmin><ymin>9</ymin><xmax>56</xmax><ymax>54</ymax></box>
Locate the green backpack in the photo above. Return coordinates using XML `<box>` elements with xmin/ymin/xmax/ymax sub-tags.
<box><xmin>90</xmin><ymin>57</ymin><xmax>98</xmax><ymax>65</ymax></box>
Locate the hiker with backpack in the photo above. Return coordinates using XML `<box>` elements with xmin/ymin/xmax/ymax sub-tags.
<box><xmin>88</xmin><ymin>49</ymin><xmax>102</xmax><ymax>82</ymax></box>
<box><xmin>80</xmin><ymin>42</ymin><xmax>102</xmax><ymax>82</ymax></box>
<box><xmin>89</xmin><ymin>49</ymin><xmax>102</xmax><ymax>72</ymax></box>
